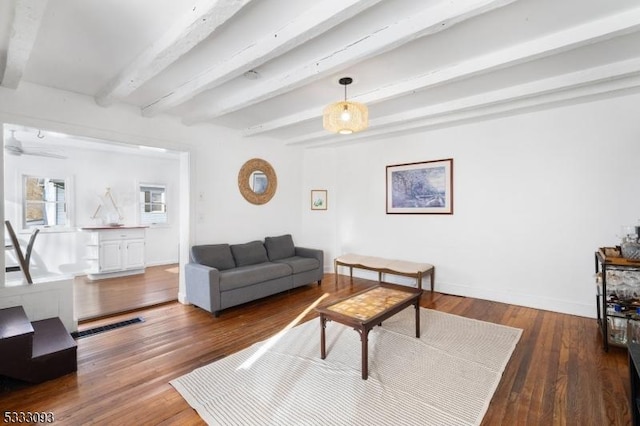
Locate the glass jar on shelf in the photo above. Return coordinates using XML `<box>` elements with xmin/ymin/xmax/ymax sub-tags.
<box><xmin>626</xmin><ymin>270</ymin><xmax>640</xmax><ymax>300</ymax></box>
<box><xmin>606</xmin><ymin>269</ymin><xmax>623</xmax><ymax>299</ymax></box>
<box><xmin>621</xmin><ymin>225</ymin><xmax>640</xmax><ymax>260</ymax></box>
<box><xmin>616</xmin><ymin>282</ymin><xmax>634</xmax><ymax>303</ymax></box>
<box><xmin>607</xmin><ymin>304</ymin><xmax>627</xmax><ymax>345</ymax></box>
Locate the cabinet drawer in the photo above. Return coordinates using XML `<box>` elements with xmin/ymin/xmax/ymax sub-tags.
<box><xmin>98</xmin><ymin>228</ymin><xmax>145</xmax><ymax>241</ymax></box>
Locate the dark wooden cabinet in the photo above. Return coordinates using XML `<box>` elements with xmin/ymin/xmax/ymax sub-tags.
<box><xmin>629</xmin><ymin>342</ymin><xmax>640</xmax><ymax>425</ymax></box>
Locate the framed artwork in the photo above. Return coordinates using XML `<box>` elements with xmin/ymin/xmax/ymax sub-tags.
<box><xmin>386</xmin><ymin>158</ymin><xmax>453</xmax><ymax>214</ymax></box>
<box><xmin>311</xmin><ymin>190</ymin><xmax>328</xmax><ymax>210</ymax></box>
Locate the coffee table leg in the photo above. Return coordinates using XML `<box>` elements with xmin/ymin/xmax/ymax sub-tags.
<box><xmin>320</xmin><ymin>314</ymin><xmax>327</xmax><ymax>359</ymax></box>
<box><xmin>361</xmin><ymin>328</ymin><xmax>369</xmax><ymax>380</ymax></box>
<box><xmin>415</xmin><ymin>300</ymin><xmax>420</xmax><ymax>338</ymax></box>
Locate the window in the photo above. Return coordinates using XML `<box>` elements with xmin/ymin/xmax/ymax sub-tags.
<box><xmin>139</xmin><ymin>184</ymin><xmax>167</xmax><ymax>225</ymax></box>
<box><xmin>23</xmin><ymin>175</ymin><xmax>69</xmax><ymax>229</ymax></box>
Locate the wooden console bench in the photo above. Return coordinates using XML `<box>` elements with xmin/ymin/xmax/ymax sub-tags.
<box><xmin>334</xmin><ymin>253</ymin><xmax>435</xmax><ymax>292</ymax></box>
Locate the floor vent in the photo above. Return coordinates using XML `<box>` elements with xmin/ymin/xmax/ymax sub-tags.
<box><xmin>72</xmin><ymin>317</ymin><xmax>144</xmax><ymax>339</ymax></box>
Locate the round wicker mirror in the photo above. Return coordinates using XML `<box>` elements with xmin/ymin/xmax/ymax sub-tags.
<box><xmin>238</xmin><ymin>158</ymin><xmax>277</xmax><ymax>205</ymax></box>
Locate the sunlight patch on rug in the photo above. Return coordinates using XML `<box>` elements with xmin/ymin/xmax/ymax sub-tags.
<box><xmin>171</xmin><ymin>308</ymin><xmax>522</xmax><ymax>426</ymax></box>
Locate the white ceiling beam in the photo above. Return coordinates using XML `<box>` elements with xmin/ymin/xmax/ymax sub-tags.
<box><xmin>351</xmin><ymin>76</ymin><xmax>640</xmax><ymax>143</ymax></box>
<box><xmin>142</xmin><ymin>0</ymin><xmax>384</xmax><ymax>117</ymax></box>
<box><xmin>95</xmin><ymin>0</ymin><xmax>253</xmax><ymax>107</ymax></box>
<box><xmin>285</xmin><ymin>58</ymin><xmax>640</xmax><ymax>146</ymax></box>
<box><xmin>1</xmin><ymin>0</ymin><xmax>48</xmax><ymax>89</ymax></box>
<box><xmin>245</xmin><ymin>6</ymin><xmax>640</xmax><ymax>137</ymax></box>
<box><xmin>182</xmin><ymin>0</ymin><xmax>518</xmax><ymax>125</ymax></box>
<box><xmin>294</xmin><ymin>76</ymin><xmax>640</xmax><ymax>148</ymax></box>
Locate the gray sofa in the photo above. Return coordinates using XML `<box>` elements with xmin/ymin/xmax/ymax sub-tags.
<box><xmin>185</xmin><ymin>234</ymin><xmax>323</xmax><ymax>316</ymax></box>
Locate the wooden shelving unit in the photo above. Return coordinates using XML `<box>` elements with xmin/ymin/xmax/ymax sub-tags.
<box><xmin>595</xmin><ymin>248</ymin><xmax>640</xmax><ymax>351</ymax></box>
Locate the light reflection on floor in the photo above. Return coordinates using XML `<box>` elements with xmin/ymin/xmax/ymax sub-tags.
<box><xmin>238</xmin><ymin>293</ymin><xmax>329</xmax><ymax>370</ymax></box>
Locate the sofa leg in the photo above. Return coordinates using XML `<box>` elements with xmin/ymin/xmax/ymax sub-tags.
<box><xmin>213</xmin><ymin>311</ymin><xmax>220</xmax><ymax>318</ymax></box>
<box><xmin>317</xmin><ymin>280</ymin><xmax>322</xmax><ymax>286</ymax></box>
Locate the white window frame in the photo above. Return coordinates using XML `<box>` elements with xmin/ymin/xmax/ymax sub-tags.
<box><xmin>138</xmin><ymin>183</ymin><xmax>168</xmax><ymax>226</ymax></box>
<box><xmin>21</xmin><ymin>173</ymin><xmax>74</xmax><ymax>231</ymax></box>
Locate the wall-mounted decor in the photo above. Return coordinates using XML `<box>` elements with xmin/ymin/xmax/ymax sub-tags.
<box><xmin>238</xmin><ymin>158</ymin><xmax>277</xmax><ymax>205</ymax></box>
<box><xmin>252</xmin><ymin>172</ymin><xmax>267</xmax><ymax>194</ymax></box>
<box><xmin>386</xmin><ymin>158</ymin><xmax>453</xmax><ymax>214</ymax></box>
<box><xmin>91</xmin><ymin>187</ymin><xmax>125</xmax><ymax>225</ymax></box>
<box><xmin>311</xmin><ymin>190</ymin><xmax>328</xmax><ymax>210</ymax></box>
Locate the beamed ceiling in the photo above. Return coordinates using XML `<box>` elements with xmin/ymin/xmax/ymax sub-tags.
<box><xmin>1</xmin><ymin>0</ymin><xmax>640</xmax><ymax>147</ymax></box>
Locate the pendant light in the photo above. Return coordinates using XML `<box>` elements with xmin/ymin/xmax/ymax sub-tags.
<box><xmin>323</xmin><ymin>77</ymin><xmax>368</xmax><ymax>135</ymax></box>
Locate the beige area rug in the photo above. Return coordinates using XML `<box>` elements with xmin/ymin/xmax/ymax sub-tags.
<box><xmin>171</xmin><ymin>307</ymin><xmax>522</xmax><ymax>426</ymax></box>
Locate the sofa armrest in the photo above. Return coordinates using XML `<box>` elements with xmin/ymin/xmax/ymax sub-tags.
<box><xmin>295</xmin><ymin>246</ymin><xmax>324</xmax><ymax>271</ymax></box>
<box><xmin>185</xmin><ymin>262</ymin><xmax>222</xmax><ymax>314</ymax></box>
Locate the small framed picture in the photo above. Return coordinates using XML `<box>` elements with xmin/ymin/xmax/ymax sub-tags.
<box><xmin>311</xmin><ymin>190</ymin><xmax>328</xmax><ymax>210</ymax></box>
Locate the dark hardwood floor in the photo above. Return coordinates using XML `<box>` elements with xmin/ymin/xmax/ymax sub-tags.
<box><xmin>74</xmin><ymin>264</ymin><xmax>179</xmax><ymax>321</ymax></box>
<box><xmin>0</xmin><ymin>273</ymin><xmax>631</xmax><ymax>425</ymax></box>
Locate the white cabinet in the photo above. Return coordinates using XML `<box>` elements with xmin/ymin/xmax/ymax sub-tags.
<box><xmin>83</xmin><ymin>227</ymin><xmax>146</xmax><ymax>280</ymax></box>
<box><xmin>99</xmin><ymin>240</ymin><xmax>123</xmax><ymax>272</ymax></box>
<box><xmin>123</xmin><ymin>239</ymin><xmax>145</xmax><ymax>270</ymax></box>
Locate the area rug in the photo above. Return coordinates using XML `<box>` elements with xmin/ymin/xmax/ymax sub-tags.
<box><xmin>171</xmin><ymin>307</ymin><xmax>522</xmax><ymax>426</ymax></box>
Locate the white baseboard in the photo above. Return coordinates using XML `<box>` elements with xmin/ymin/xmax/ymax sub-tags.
<box><xmin>145</xmin><ymin>260</ymin><xmax>179</xmax><ymax>267</ymax></box>
<box><xmin>87</xmin><ymin>268</ymin><xmax>145</xmax><ymax>281</ymax></box>
<box><xmin>437</xmin><ymin>282</ymin><xmax>595</xmax><ymax>319</ymax></box>
<box><xmin>333</xmin><ymin>270</ymin><xmax>595</xmax><ymax>319</ymax></box>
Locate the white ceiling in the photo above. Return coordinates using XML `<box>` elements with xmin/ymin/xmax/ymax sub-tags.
<box><xmin>1</xmin><ymin>0</ymin><xmax>640</xmax><ymax>148</ymax></box>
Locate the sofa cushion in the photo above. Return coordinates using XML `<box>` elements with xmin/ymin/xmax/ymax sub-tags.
<box><xmin>191</xmin><ymin>244</ymin><xmax>236</xmax><ymax>271</ymax></box>
<box><xmin>274</xmin><ymin>256</ymin><xmax>320</xmax><ymax>274</ymax></box>
<box><xmin>219</xmin><ymin>262</ymin><xmax>291</xmax><ymax>291</ymax></box>
<box><xmin>264</xmin><ymin>234</ymin><xmax>295</xmax><ymax>261</ymax></box>
<box><xmin>230</xmin><ymin>240</ymin><xmax>269</xmax><ymax>267</ymax></box>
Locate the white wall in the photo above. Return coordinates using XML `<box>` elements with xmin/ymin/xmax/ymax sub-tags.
<box><xmin>3</xmin><ymin>81</ymin><xmax>640</xmax><ymax>319</ymax></box>
<box><xmin>300</xmin><ymin>149</ymin><xmax>338</xmax><ymax>269</ymax></box>
<box><xmin>301</xmin><ymin>93</ymin><xmax>640</xmax><ymax>318</ymax></box>
<box><xmin>4</xmin><ymin>142</ymin><xmax>181</xmax><ymax>275</ymax></box>
<box><xmin>0</xmin><ymin>82</ymin><xmax>305</xmax><ymax>303</ymax></box>
<box><xmin>190</xmin><ymin>137</ymin><xmax>303</xmax><ymax>245</ymax></box>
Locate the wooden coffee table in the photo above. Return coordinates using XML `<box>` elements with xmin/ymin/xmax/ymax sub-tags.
<box><xmin>315</xmin><ymin>284</ymin><xmax>422</xmax><ymax>380</ymax></box>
